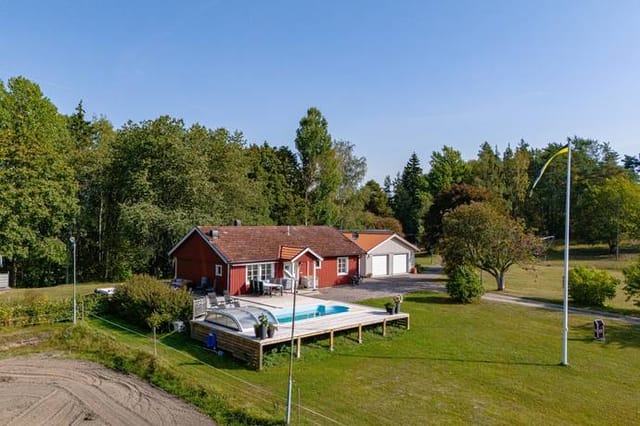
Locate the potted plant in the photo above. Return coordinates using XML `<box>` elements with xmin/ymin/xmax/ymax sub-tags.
<box><xmin>393</xmin><ymin>295</ymin><xmax>403</xmax><ymax>314</ymax></box>
<box><xmin>384</xmin><ymin>302</ymin><xmax>394</xmax><ymax>314</ymax></box>
<box><xmin>267</xmin><ymin>322</ymin><xmax>278</xmax><ymax>338</ymax></box>
<box><xmin>257</xmin><ymin>313</ymin><xmax>269</xmax><ymax>339</ymax></box>
<box><xmin>253</xmin><ymin>323</ymin><xmax>261</xmax><ymax>338</ymax></box>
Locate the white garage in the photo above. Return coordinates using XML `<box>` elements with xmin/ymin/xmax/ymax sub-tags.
<box><xmin>393</xmin><ymin>254</ymin><xmax>408</xmax><ymax>274</ymax></box>
<box><xmin>371</xmin><ymin>255</ymin><xmax>388</xmax><ymax>276</ymax></box>
<box><xmin>344</xmin><ymin>230</ymin><xmax>418</xmax><ymax>278</ymax></box>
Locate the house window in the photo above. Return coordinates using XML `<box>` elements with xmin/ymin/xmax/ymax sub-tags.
<box><xmin>215</xmin><ymin>265</ymin><xmax>222</xmax><ymax>277</ymax></box>
<box><xmin>315</xmin><ymin>259</ymin><xmax>322</xmax><ymax>269</ymax></box>
<box><xmin>246</xmin><ymin>263</ymin><xmax>274</xmax><ymax>281</ymax></box>
<box><xmin>337</xmin><ymin>257</ymin><xmax>348</xmax><ymax>275</ymax></box>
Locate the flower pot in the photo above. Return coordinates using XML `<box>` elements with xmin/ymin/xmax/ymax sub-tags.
<box><xmin>394</xmin><ymin>303</ymin><xmax>400</xmax><ymax>314</ymax></box>
<box><xmin>259</xmin><ymin>324</ymin><xmax>268</xmax><ymax>340</ymax></box>
<box><xmin>254</xmin><ymin>324</ymin><xmax>261</xmax><ymax>338</ymax></box>
<box><xmin>267</xmin><ymin>326</ymin><xmax>276</xmax><ymax>338</ymax></box>
<box><xmin>385</xmin><ymin>305</ymin><xmax>394</xmax><ymax>314</ymax></box>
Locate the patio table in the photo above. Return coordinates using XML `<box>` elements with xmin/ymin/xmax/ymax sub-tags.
<box><xmin>262</xmin><ymin>282</ymin><xmax>284</xmax><ymax>296</ymax></box>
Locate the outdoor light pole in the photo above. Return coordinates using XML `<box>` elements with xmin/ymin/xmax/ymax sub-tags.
<box><xmin>70</xmin><ymin>237</ymin><xmax>77</xmax><ymax>324</ymax></box>
<box><xmin>285</xmin><ymin>278</ymin><xmax>298</xmax><ymax>424</ymax></box>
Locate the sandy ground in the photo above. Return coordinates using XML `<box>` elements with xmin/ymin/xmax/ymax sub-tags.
<box><xmin>0</xmin><ymin>354</ymin><xmax>216</xmax><ymax>426</ymax></box>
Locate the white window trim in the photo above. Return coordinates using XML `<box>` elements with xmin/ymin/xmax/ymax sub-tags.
<box><xmin>215</xmin><ymin>264</ymin><xmax>222</xmax><ymax>277</ymax></box>
<box><xmin>245</xmin><ymin>262</ymin><xmax>275</xmax><ymax>282</ymax></box>
<box><xmin>315</xmin><ymin>259</ymin><xmax>322</xmax><ymax>269</ymax></box>
<box><xmin>337</xmin><ymin>257</ymin><xmax>348</xmax><ymax>275</ymax></box>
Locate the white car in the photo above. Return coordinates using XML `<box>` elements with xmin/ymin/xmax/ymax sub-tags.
<box><xmin>94</xmin><ymin>287</ymin><xmax>116</xmax><ymax>296</ymax></box>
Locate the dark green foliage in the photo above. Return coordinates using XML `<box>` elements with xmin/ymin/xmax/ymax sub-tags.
<box><xmin>110</xmin><ymin>275</ymin><xmax>192</xmax><ymax>331</ymax></box>
<box><xmin>423</xmin><ymin>184</ymin><xmax>493</xmax><ymax>251</ymax></box>
<box><xmin>393</xmin><ymin>152</ymin><xmax>430</xmax><ymax>243</ymax></box>
<box><xmin>446</xmin><ymin>265</ymin><xmax>484</xmax><ymax>303</ymax></box>
<box><xmin>469</xmin><ymin>142</ymin><xmax>504</xmax><ymax>196</ymax></box>
<box><xmin>575</xmin><ymin>176</ymin><xmax>640</xmax><ymax>253</ymax></box>
<box><xmin>247</xmin><ymin>143</ymin><xmax>303</xmax><ymax>225</ymax></box>
<box><xmin>623</xmin><ymin>258</ymin><xmax>640</xmax><ymax>307</ymax></box>
<box><xmin>295</xmin><ymin>107</ymin><xmax>342</xmax><ymax>225</ymax></box>
<box><xmin>0</xmin><ymin>77</ymin><xmax>78</xmax><ymax>287</ymax></box>
<box><xmin>440</xmin><ymin>203</ymin><xmax>542</xmax><ymax>291</ymax></box>
<box><xmin>623</xmin><ymin>154</ymin><xmax>640</xmax><ymax>178</ymax></box>
<box><xmin>426</xmin><ymin>146</ymin><xmax>470</xmax><ymax>198</ymax></box>
<box><xmin>568</xmin><ymin>266</ymin><xmax>619</xmax><ymax>307</ymax></box>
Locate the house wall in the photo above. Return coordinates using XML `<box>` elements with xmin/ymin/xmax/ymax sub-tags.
<box><xmin>316</xmin><ymin>256</ymin><xmax>358</xmax><ymax>287</ymax></box>
<box><xmin>364</xmin><ymin>238</ymin><xmax>415</xmax><ymax>276</ymax></box>
<box><xmin>172</xmin><ymin>232</ymin><xmax>228</xmax><ymax>294</ymax></box>
<box><xmin>229</xmin><ymin>265</ymin><xmax>248</xmax><ymax>295</ymax></box>
<box><xmin>172</xmin><ymin>231</ymin><xmax>363</xmax><ymax>294</ymax></box>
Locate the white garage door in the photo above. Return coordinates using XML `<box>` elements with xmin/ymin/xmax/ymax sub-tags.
<box><xmin>393</xmin><ymin>254</ymin><xmax>408</xmax><ymax>274</ymax></box>
<box><xmin>371</xmin><ymin>255</ymin><xmax>388</xmax><ymax>276</ymax></box>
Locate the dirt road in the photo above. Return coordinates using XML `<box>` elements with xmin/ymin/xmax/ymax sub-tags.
<box><xmin>0</xmin><ymin>354</ymin><xmax>215</xmax><ymax>426</ymax></box>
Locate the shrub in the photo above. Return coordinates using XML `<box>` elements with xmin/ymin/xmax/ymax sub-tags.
<box><xmin>110</xmin><ymin>274</ymin><xmax>192</xmax><ymax>330</ymax></box>
<box><xmin>623</xmin><ymin>258</ymin><xmax>640</xmax><ymax>307</ymax></box>
<box><xmin>0</xmin><ymin>294</ymin><xmax>74</xmax><ymax>326</ymax></box>
<box><xmin>446</xmin><ymin>265</ymin><xmax>484</xmax><ymax>303</ymax></box>
<box><xmin>568</xmin><ymin>266</ymin><xmax>619</xmax><ymax>307</ymax></box>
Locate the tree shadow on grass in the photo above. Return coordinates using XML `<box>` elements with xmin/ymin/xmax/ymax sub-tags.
<box><xmin>332</xmin><ymin>352</ymin><xmax>557</xmax><ymax>367</ymax></box>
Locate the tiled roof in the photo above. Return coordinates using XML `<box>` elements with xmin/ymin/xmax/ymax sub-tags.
<box><xmin>342</xmin><ymin>231</ymin><xmax>393</xmax><ymax>252</ymax></box>
<box><xmin>197</xmin><ymin>226</ymin><xmax>365</xmax><ymax>263</ymax></box>
<box><xmin>279</xmin><ymin>246</ymin><xmax>305</xmax><ymax>261</ymax></box>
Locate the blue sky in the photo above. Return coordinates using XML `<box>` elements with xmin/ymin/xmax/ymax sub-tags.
<box><xmin>2</xmin><ymin>1</ymin><xmax>639</xmax><ymax>182</ymax></box>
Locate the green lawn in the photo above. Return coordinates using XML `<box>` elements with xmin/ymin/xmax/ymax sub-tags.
<box><xmin>6</xmin><ymin>291</ymin><xmax>636</xmax><ymax>425</ymax></box>
<box><xmin>0</xmin><ymin>282</ymin><xmax>111</xmax><ymax>302</ymax></box>
<box><xmin>416</xmin><ymin>245</ymin><xmax>640</xmax><ymax>314</ymax></box>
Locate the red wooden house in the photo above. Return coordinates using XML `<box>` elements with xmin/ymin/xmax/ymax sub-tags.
<box><xmin>168</xmin><ymin>225</ymin><xmax>365</xmax><ymax>295</ymax></box>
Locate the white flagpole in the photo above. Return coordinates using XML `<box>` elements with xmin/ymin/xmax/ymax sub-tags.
<box><xmin>562</xmin><ymin>142</ymin><xmax>572</xmax><ymax>366</ymax></box>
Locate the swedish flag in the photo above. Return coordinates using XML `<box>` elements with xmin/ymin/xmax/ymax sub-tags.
<box><xmin>529</xmin><ymin>144</ymin><xmax>569</xmax><ymax>195</ymax></box>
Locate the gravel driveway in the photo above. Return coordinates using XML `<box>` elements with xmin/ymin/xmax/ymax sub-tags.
<box><xmin>313</xmin><ymin>266</ymin><xmax>447</xmax><ymax>303</ymax></box>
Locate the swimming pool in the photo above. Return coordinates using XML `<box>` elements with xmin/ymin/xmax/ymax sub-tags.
<box><xmin>275</xmin><ymin>304</ymin><xmax>349</xmax><ymax>324</ymax></box>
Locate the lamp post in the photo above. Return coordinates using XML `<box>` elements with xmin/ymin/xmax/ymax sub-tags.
<box><xmin>70</xmin><ymin>237</ymin><xmax>77</xmax><ymax>324</ymax></box>
<box><xmin>285</xmin><ymin>278</ymin><xmax>298</xmax><ymax>424</ymax></box>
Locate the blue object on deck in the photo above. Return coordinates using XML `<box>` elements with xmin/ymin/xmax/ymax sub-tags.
<box><xmin>207</xmin><ymin>332</ymin><xmax>217</xmax><ymax>349</ymax></box>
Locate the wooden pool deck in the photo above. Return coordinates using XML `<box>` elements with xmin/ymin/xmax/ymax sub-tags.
<box><xmin>190</xmin><ymin>294</ymin><xmax>410</xmax><ymax>369</ymax></box>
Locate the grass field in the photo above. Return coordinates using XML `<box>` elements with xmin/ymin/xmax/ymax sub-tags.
<box><xmin>4</xmin><ymin>291</ymin><xmax>638</xmax><ymax>425</ymax></box>
<box><xmin>416</xmin><ymin>244</ymin><xmax>640</xmax><ymax>314</ymax></box>
<box><xmin>0</xmin><ymin>282</ymin><xmax>111</xmax><ymax>302</ymax></box>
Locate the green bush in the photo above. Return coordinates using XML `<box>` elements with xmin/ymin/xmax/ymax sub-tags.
<box><xmin>568</xmin><ymin>266</ymin><xmax>619</xmax><ymax>307</ymax></box>
<box><xmin>446</xmin><ymin>265</ymin><xmax>484</xmax><ymax>303</ymax></box>
<box><xmin>110</xmin><ymin>274</ymin><xmax>192</xmax><ymax>330</ymax></box>
<box><xmin>623</xmin><ymin>258</ymin><xmax>640</xmax><ymax>307</ymax></box>
<box><xmin>0</xmin><ymin>294</ymin><xmax>72</xmax><ymax>326</ymax></box>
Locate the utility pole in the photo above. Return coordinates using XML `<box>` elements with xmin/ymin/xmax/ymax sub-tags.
<box><xmin>70</xmin><ymin>237</ymin><xmax>77</xmax><ymax>324</ymax></box>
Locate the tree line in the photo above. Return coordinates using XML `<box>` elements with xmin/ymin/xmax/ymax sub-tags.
<box><xmin>1</xmin><ymin>76</ymin><xmax>639</xmax><ymax>287</ymax></box>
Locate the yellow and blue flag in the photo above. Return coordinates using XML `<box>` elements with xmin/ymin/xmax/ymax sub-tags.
<box><xmin>529</xmin><ymin>144</ymin><xmax>569</xmax><ymax>195</ymax></box>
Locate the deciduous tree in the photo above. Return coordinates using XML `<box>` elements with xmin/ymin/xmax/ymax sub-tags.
<box><xmin>0</xmin><ymin>77</ymin><xmax>78</xmax><ymax>286</ymax></box>
<box><xmin>440</xmin><ymin>202</ymin><xmax>542</xmax><ymax>291</ymax></box>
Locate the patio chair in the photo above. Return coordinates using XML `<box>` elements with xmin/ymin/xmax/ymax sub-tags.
<box><xmin>223</xmin><ymin>290</ymin><xmax>234</xmax><ymax>306</ymax></box>
<box><xmin>258</xmin><ymin>280</ymin><xmax>264</xmax><ymax>296</ymax></box>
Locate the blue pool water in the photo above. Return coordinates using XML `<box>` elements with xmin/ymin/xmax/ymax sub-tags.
<box><xmin>276</xmin><ymin>305</ymin><xmax>349</xmax><ymax>324</ymax></box>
